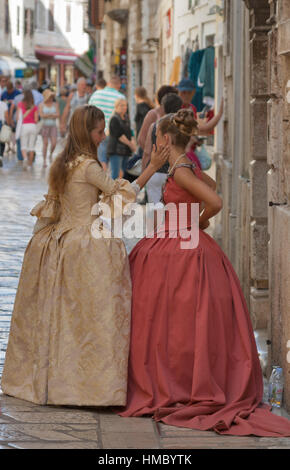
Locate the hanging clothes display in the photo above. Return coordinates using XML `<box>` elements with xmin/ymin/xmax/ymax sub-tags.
<box><xmin>181</xmin><ymin>47</ymin><xmax>192</xmax><ymax>79</ymax></box>
<box><xmin>188</xmin><ymin>48</ymin><xmax>205</xmax><ymax>113</ymax></box>
<box><xmin>169</xmin><ymin>56</ymin><xmax>181</xmax><ymax>86</ymax></box>
<box><xmin>198</xmin><ymin>46</ymin><xmax>215</xmax><ymax>106</ymax></box>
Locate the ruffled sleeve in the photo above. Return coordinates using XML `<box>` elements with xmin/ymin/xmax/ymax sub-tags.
<box><xmin>30</xmin><ymin>191</ymin><xmax>61</xmax><ymax>234</ymax></box>
<box><xmin>85</xmin><ymin>160</ymin><xmax>139</xmax><ymax>218</ymax></box>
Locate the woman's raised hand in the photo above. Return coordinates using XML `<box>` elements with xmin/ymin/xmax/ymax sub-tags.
<box><xmin>150</xmin><ymin>143</ymin><xmax>170</xmax><ymax>170</ymax></box>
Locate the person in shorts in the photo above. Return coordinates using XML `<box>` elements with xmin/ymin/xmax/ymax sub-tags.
<box><xmin>17</xmin><ymin>90</ymin><xmax>38</xmax><ymax>170</ymax></box>
<box><xmin>39</xmin><ymin>89</ymin><xmax>59</xmax><ymax>167</ymax></box>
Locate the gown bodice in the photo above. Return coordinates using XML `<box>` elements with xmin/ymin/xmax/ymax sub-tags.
<box><xmin>161</xmin><ymin>162</ymin><xmax>203</xmax><ymax>231</ymax></box>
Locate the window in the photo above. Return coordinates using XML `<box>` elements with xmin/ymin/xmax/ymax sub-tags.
<box><xmin>190</xmin><ymin>0</ymin><xmax>200</xmax><ymax>8</ymax></box>
<box><xmin>30</xmin><ymin>10</ymin><xmax>34</xmax><ymax>37</ymax></box>
<box><xmin>24</xmin><ymin>9</ymin><xmax>34</xmax><ymax>37</ymax></box>
<box><xmin>205</xmin><ymin>34</ymin><xmax>215</xmax><ymax>47</ymax></box>
<box><xmin>36</xmin><ymin>0</ymin><xmax>46</xmax><ymax>30</ymax></box>
<box><xmin>17</xmin><ymin>6</ymin><xmax>20</xmax><ymax>35</ymax></box>
<box><xmin>48</xmin><ymin>0</ymin><xmax>54</xmax><ymax>31</ymax></box>
<box><xmin>24</xmin><ymin>9</ymin><xmax>28</xmax><ymax>35</ymax></box>
<box><xmin>66</xmin><ymin>5</ymin><xmax>71</xmax><ymax>32</ymax></box>
<box><xmin>5</xmin><ymin>0</ymin><xmax>10</xmax><ymax>34</ymax></box>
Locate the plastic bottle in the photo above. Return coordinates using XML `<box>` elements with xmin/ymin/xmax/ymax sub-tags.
<box><xmin>268</xmin><ymin>366</ymin><xmax>284</xmax><ymax>408</ymax></box>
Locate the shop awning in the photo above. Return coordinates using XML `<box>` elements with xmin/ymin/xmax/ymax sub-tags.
<box><xmin>35</xmin><ymin>48</ymin><xmax>78</xmax><ymax>64</ymax></box>
<box><xmin>0</xmin><ymin>55</ymin><xmax>27</xmax><ymax>76</ymax></box>
<box><xmin>74</xmin><ymin>48</ymin><xmax>95</xmax><ymax>77</ymax></box>
<box><xmin>23</xmin><ymin>56</ymin><xmax>40</xmax><ymax>67</ymax></box>
<box><xmin>74</xmin><ymin>58</ymin><xmax>93</xmax><ymax>77</ymax></box>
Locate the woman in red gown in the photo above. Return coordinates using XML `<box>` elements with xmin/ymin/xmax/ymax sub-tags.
<box><xmin>119</xmin><ymin>109</ymin><xmax>290</xmax><ymax>437</ymax></box>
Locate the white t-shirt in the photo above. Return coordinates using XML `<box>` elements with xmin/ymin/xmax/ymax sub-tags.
<box><xmin>0</xmin><ymin>101</ymin><xmax>8</xmax><ymax>122</ymax></box>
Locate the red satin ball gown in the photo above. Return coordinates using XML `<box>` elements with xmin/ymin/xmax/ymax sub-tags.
<box><xmin>119</xmin><ymin>162</ymin><xmax>290</xmax><ymax>437</ymax></box>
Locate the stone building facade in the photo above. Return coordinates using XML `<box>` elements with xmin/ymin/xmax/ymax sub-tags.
<box><xmin>97</xmin><ymin>1</ymin><xmax>224</xmax><ymax>130</ymax></box>
<box><xmin>98</xmin><ymin>0</ymin><xmax>162</xmax><ymax>126</ymax></box>
<box><xmin>0</xmin><ymin>1</ymin><xmax>14</xmax><ymax>59</ymax></box>
<box><xmin>215</xmin><ymin>0</ymin><xmax>290</xmax><ymax>410</ymax></box>
<box><xmin>0</xmin><ymin>1</ymin><xmax>29</xmax><ymax>78</ymax></box>
<box><xmin>172</xmin><ymin>0</ymin><xmax>220</xmax><ymax>65</ymax></box>
<box><xmin>1</xmin><ymin>0</ymin><xmax>92</xmax><ymax>88</ymax></box>
<box><xmin>9</xmin><ymin>0</ymin><xmax>39</xmax><ymax>70</ymax></box>
<box><xmin>34</xmin><ymin>0</ymin><xmax>90</xmax><ymax>89</ymax></box>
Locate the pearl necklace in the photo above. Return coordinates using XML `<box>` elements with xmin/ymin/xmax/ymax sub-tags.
<box><xmin>167</xmin><ymin>153</ymin><xmax>186</xmax><ymax>177</ymax></box>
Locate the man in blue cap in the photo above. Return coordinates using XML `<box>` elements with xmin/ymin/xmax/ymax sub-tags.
<box><xmin>177</xmin><ymin>78</ymin><xmax>198</xmax><ymax>117</ymax></box>
<box><xmin>177</xmin><ymin>77</ymin><xmax>224</xmax><ymax>136</ymax></box>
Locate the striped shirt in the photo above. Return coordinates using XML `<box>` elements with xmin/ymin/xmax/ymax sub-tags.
<box><xmin>89</xmin><ymin>87</ymin><xmax>124</xmax><ymax>130</ymax></box>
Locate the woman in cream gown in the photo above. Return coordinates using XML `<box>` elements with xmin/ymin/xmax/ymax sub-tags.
<box><xmin>1</xmin><ymin>105</ymin><xmax>169</xmax><ymax>406</ymax></box>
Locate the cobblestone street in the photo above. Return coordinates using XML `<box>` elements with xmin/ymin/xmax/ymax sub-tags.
<box><xmin>0</xmin><ymin>140</ymin><xmax>290</xmax><ymax>449</ymax></box>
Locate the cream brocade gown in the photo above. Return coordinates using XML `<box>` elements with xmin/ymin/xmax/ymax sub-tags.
<box><xmin>1</xmin><ymin>156</ymin><xmax>138</xmax><ymax>406</ymax></box>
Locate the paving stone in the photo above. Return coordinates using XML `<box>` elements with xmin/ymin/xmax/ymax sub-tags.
<box><xmin>0</xmin><ymin>305</ymin><xmax>14</xmax><ymax>312</ymax></box>
<box><xmin>160</xmin><ymin>436</ymin><xmax>262</xmax><ymax>449</ymax></box>
<box><xmin>0</xmin><ymin>415</ymin><xmax>15</xmax><ymax>424</ymax></box>
<box><xmin>160</xmin><ymin>435</ymin><xmax>290</xmax><ymax>449</ymax></box>
<box><xmin>257</xmin><ymin>437</ymin><xmax>290</xmax><ymax>448</ymax></box>
<box><xmin>0</xmin><ymin>425</ymin><xmax>36</xmax><ymax>442</ymax></box>
<box><xmin>56</xmin><ymin>424</ymin><xmax>99</xmax><ymax>441</ymax></box>
<box><xmin>0</xmin><ymin>296</ymin><xmax>16</xmax><ymax>305</ymax></box>
<box><xmin>1</xmin><ymin>411</ymin><xmax>99</xmax><ymax>424</ymax></box>
<box><xmin>99</xmin><ymin>411</ymin><xmax>155</xmax><ymax>433</ymax></box>
<box><xmin>0</xmin><ymin>424</ymin><xmax>82</xmax><ymax>441</ymax></box>
<box><xmin>0</xmin><ymin>278</ymin><xmax>19</xmax><ymax>288</ymax></box>
<box><xmin>0</xmin><ymin>404</ymin><xmax>44</xmax><ymax>413</ymax></box>
<box><xmin>8</xmin><ymin>441</ymin><xmax>99</xmax><ymax>449</ymax></box>
<box><xmin>0</xmin><ymin>316</ymin><xmax>12</xmax><ymax>322</ymax></box>
<box><xmin>157</xmin><ymin>422</ymin><xmax>217</xmax><ymax>438</ymax></box>
<box><xmin>101</xmin><ymin>432</ymin><xmax>160</xmax><ymax>449</ymax></box>
<box><xmin>0</xmin><ymin>289</ymin><xmax>16</xmax><ymax>296</ymax></box>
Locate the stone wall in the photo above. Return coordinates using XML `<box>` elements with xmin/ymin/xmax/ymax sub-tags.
<box><xmin>248</xmin><ymin>1</ymin><xmax>271</xmax><ymax>330</ymax></box>
<box><xmin>227</xmin><ymin>0</ymin><xmax>290</xmax><ymax>411</ymax></box>
<box><xmin>267</xmin><ymin>0</ymin><xmax>290</xmax><ymax>411</ymax></box>
<box><xmin>215</xmin><ymin>0</ymin><xmax>255</xmax><ymax>315</ymax></box>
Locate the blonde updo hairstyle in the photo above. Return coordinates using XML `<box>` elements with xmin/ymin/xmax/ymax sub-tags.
<box><xmin>158</xmin><ymin>109</ymin><xmax>198</xmax><ymax>148</ymax></box>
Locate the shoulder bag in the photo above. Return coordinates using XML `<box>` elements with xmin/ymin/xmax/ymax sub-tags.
<box><xmin>0</xmin><ymin>124</ymin><xmax>12</xmax><ymax>143</ymax></box>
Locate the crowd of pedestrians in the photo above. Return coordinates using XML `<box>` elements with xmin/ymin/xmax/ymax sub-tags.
<box><xmin>0</xmin><ymin>72</ymin><xmax>222</xmax><ymax>185</ymax></box>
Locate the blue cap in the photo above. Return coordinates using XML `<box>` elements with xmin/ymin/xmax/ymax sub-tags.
<box><xmin>177</xmin><ymin>78</ymin><xmax>195</xmax><ymax>91</ymax></box>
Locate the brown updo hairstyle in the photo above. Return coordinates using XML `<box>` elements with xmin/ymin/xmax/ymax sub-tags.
<box><xmin>49</xmin><ymin>105</ymin><xmax>105</xmax><ymax>194</ymax></box>
<box><xmin>158</xmin><ymin>109</ymin><xmax>198</xmax><ymax>148</ymax></box>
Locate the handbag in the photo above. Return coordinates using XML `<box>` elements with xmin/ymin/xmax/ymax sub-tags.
<box><xmin>116</xmin><ymin>140</ymin><xmax>132</xmax><ymax>157</ymax></box>
<box><xmin>113</xmin><ymin>113</ymin><xmax>132</xmax><ymax>157</ymax></box>
<box><xmin>126</xmin><ymin>156</ymin><xmax>142</xmax><ymax>176</ymax></box>
<box><xmin>125</xmin><ymin>147</ymin><xmax>143</xmax><ymax>176</ymax></box>
<box><xmin>0</xmin><ymin>124</ymin><xmax>12</xmax><ymax>143</ymax></box>
<box><xmin>194</xmin><ymin>144</ymin><xmax>212</xmax><ymax>170</ymax></box>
